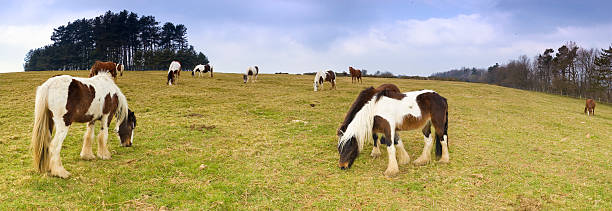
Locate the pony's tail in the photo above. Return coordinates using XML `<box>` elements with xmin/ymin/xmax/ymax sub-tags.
<box><xmin>210</xmin><ymin>66</ymin><xmax>213</xmax><ymax>77</ymax></box>
<box><xmin>31</xmin><ymin>83</ymin><xmax>52</xmax><ymax>172</ymax></box>
<box><xmin>435</xmin><ymin>102</ymin><xmax>449</xmax><ymax>158</ymax></box>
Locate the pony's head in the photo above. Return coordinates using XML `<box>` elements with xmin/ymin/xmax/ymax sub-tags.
<box><xmin>243</xmin><ymin>74</ymin><xmax>248</xmax><ymax>83</ymax></box>
<box><xmin>167</xmin><ymin>71</ymin><xmax>175</xmax><ymax>85</ymax></box>
<box><xmin>337</xmin><ymin>135</ymin><xmax>359</xmax><ymax>170</ymax></box>
<box><xmin>117</xmin><ymin>109</ymin><xmax>136</xmax><ymax>147</ymax></box>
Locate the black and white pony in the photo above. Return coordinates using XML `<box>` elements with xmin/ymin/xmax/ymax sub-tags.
<box><xmin>337</xmin><ymin>84</ymin><xmax>449</xmax><ymax>177</ymax></box>
<box><xmin>313</xmin><ymin>70</ymin><xmax>336</xmax><ymax>91</ymax></box>
<box><xmin>243</xmin><ymin>66</ymin><xmax>259</xmax><ymax>83</ymax></box>
<box><xmin>31</xmin><ymin>72</ymin><xmax>137</xmax><ymax>178</ymax></box>
<box><xmin>167</xmin><ymin>61</ymin><xmax>181</xmax><ymax>85</ymax></box>
<box><xmin>192</xmin><ymin>64</ymin><xmax>213</xmax><ymax>77</ymax></box>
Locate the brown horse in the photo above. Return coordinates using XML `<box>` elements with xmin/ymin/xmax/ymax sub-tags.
<box><xmin>89</xmin><ymin>61</ymin><xmax>120</xmax><ymax>79</ymax></box>
<box><xmin>349</xmin><ymin>66</ymin><xmax>362</xmax><ymax>83</ymax></box>
<box><xmin>585</xmin><ymin>99</ymin><xmax>596</xmax><ymax>116</ymax></box>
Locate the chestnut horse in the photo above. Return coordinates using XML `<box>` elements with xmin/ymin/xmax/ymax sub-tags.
<box><xmin>349</xmin><ymin>66</ymin><xmax>362</xmax><ymax>84</ymax></box>
<box><xmin>89</xmin><ymin>61</ymin><xmax>120</xmax><ymax>79</ymax></box>
<box><xmin>585</xmin><ymin>99</ymin><xmax>596</xmax><ymax>116</ymax></box>
<box><xmin>337</xmin><ymin>84</ymin><xmax>449</xmax><ymax>177</ymax></box>
<box><xmin>31</xmin><ymin>72</ymin><xmax>137</xmax><ymax>178</ymax></box>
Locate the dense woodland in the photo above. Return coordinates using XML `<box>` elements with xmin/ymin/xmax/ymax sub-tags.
<box><xmin>24</xmin><ymin>10</ymin><xmax>209</xmax><ymax>71</ymax></box>
<box><xmin>431</xmin><ymin>42</ymin><xmax>612</xmax><ymax>102</ymax></box>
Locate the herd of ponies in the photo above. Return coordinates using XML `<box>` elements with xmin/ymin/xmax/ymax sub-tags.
<box><xmin>29</xmin><ymin>61</ymin><xmax>598</xmax><ymax>178</ymax></box>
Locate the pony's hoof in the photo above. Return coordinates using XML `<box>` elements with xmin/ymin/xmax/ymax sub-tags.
<box><xmin>97</xmin><ymin>152</ymin><xmax>111</xmax><ymax>160</ymax></box>
<box><xmin>412</xmin><ymin>158</ymin><xmax>429</xmax><ymax>166</ymax></box>
<box><xmin>384</xmin><ymin>168</ymin><xmax>399</xmax><ymax>177</ymax></box>
<box><xmin>51</xmin><ymin>167</ymin><xmax>71</xmax><ymax>179</ymax></box>
<box><xmin>80</xmin><ymin>153</ymin><xmax>95</xmax><ymax>160</ymax></box>
<box><xmin>438</xmin><ymin>157</ymin><xmax>450</xmax><ymax>164</ymax></box>
<box><xmin>398</xmin><ymin>155</ymin><xmax>410</xmax><ymax>165</ymax></box>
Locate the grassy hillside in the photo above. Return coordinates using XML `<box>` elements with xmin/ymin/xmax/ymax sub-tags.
<box><xmin>0</xmin><ymin>71</ymin><xmax>610</xmax><ymax>209</ymax></box>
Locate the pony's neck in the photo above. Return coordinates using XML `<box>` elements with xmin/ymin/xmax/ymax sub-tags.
<box><xmin>338</xmin><ymin>97</ymin><xmax>376</xmax><ymax>152</ymax></box>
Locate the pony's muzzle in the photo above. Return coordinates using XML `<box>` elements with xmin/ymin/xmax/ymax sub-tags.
<box><xmin>339</xmin><ymin>162</ymin><xmax>349</xmax><ymax>170</ymax></box>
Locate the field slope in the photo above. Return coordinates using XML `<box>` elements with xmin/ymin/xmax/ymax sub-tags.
<box><xmin>0</xmin><ymin>71</ymin><xmax>610</xmax><ymax>209</ymax></box>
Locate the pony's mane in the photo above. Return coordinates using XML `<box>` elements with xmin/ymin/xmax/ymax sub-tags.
<box><xmin>314</xmin><ymin>70</ymin><xmax>326</xmax><ymax>83</ymax></box>
<box><xmin>337</xmin><ymin>86</ymin><xmax>377</xmax><ymax>136</ymax></box>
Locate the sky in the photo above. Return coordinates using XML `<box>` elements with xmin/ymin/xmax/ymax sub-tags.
<box><xmin>0</xmin><ymin>0</ymin><xmax>611</xmax><ymax>75</ymax></box>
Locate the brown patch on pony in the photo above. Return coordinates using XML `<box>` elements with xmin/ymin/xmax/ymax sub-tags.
<box><xmin>337</xmin><ymin>84</ymin><xmax>401</xmax><ymax>136</ymax></box>
<box><xmin>585</xmin><ymin>99</ymin><xmax>596</xmax><ymax>115</ymax></box>
<box><xmin>103</xmin><ymin>93</ymin><xmax>119</xmax><ymax>127</ymax></box>
<box><xmin>372</xmin><ymin>116</ymin><xmax>392</xmax><ymax>142</ymax></box>
<box><xmin>89</xmin><ymin>61</ymin><xmax>118</xmax><ymax>79</ymax></box>
<box><xmin>63</xmin><ymin>79</ymin><xmax>96</xmax><ymax>126</ymax></box>
<box><xmin>397</xmin><ymin>114</ymin><xmax>430</xmax><ymax>131</ymax></box>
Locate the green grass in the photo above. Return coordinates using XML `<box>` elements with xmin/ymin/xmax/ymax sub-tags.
<box><xmin>0</xmin><ymin>71</ymin><xmax>610</xmax><ymax>209</ymax></box>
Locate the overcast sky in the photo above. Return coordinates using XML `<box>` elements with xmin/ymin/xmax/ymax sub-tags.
<box><xmin>1</xmin><ymin>0</ymin><xmax>611</xmax><ymax>75</ymax></box>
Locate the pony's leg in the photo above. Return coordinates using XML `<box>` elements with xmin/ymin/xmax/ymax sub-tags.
<box><xmin>384</xmin><ymin>131</ymin><xmax>400</xmax><ymax>177</ymax></box>
<box><xmin>80</xmin><ymin>121</ymin><xmax>96</xmax><ymax>160</ymax></box>
<box><xmin>371</xmin><ymin>133</ymin><xmax>381</xmax><ymax>157</ymax></box>
<box><xmin>395</xmin><ymin>136</ymin><xmax>410</xmax><ymax>165</ymax></box>
<box><xmin>413</xmin><ymin>122</ymin><xmax>433</xmax><ymax>166</ymax></box>
<box><xmin>49</xmin><ymin>119</ymin><xmax>71</xmax><ymax>178</ymax></box>
<box><xmin>439</xmin><ymin>133</ymin><xmax>450</xmax><ymax>163</ymax></box>
<box><xmin>96</xmin><ymin>118</ymin><xmax>111</xmax><ymax>160</ymax></box>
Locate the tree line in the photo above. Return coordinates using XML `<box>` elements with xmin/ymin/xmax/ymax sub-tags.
<box><xmin>24</xmin><ymin>10</ymin><xmax>209</xmax><ymax>71</ymax></box>
<box><xmin>431</xmin><ymin>42</ymin><xmax>612</xmax><ymax>103</ymax></box>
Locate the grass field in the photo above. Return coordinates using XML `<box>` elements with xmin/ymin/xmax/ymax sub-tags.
<box><xmin>0</xmin><ymin>70</ymin><xmax>610</xmax><ymax>209</ymax></box>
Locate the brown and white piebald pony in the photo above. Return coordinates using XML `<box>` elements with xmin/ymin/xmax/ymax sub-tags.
<box><xmin>243</xmin><ymin>65</ymin><xmax>259</xmax><ymax>83</ymax></box>
<box><xmin>167</xmin><ymin>61</ymin><xmax>181</xmax><ymax>85</ymax></box>
<box><xmin>349</xmin><ymin>66</ymin><xmax>362</xmax><ymax>84</ymax></box>
<box><xmin>585</xmin><ymin>99</ymin><xmax>596</xmax><ymax>116</ymax></box>
<box><xmin>31</xmin><ymin>72</ymin><xmax>137</xmax><ymax>178</ymax></box>
<box><xmin>313</xmin><ymin>70</ymin><xmax>336</xmax><ymax>91</ymax></box>
<box><xmin>192</xmin><ymin>64</ymin><xmax>213</xmax><ymax>77</ymax></box>
<box><xmin>89</xmin><ymin>61</ymin><xmax>121</xmax><ymax>79</ymax></box>
<box><xmin>337</xmin><ymin>84</ymin><xmax>449</xmax><ymax>177</ymax></box>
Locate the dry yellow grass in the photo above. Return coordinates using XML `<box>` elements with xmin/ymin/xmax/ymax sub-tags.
<box><xmin>0</xmin><ymin>70</ymin><xmax>610</xmax><ymax>209</ymax></box>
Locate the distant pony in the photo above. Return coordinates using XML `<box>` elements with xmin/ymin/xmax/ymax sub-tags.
<box><xmin>118</xmin><ymin>64</ymin><xmax>125</xmax><ymax>76</ymax></box>
<box><xmin>243</xmin><ymin>66</ymin><xmax>259</xmax><ymax>83</ymax></box>
<box><xmin>167</xmin><ymin>61</ymin><xmax>181</xmax><ymax>85</ymax></box>
<box><xmin>349</xmin><ymin>66</ymin><xmax>362</xmax><ymax>84</ymax></box>
<box><xmin>337</xmin><ymin>84</ymin><xmax>449</xmax><ymax>177</ymax></box>
<box><xmin>89</xmin><ymin>61</ymin><xmax>120</xmax><ymax>79</ymax></box>
<box><xmin>31</xmin><ymin>72</ymin><xmax>137</xmax><ymax>178</ymax></box>
<box><xmin>192</xmin><ymin>64</ymin><xmax>213</xmax><ymax>77</ymax></box>
<box><xmin>585</xmin><ymin>99</ymin><xmax>596</xmax><ymax>116</ymax></box>
<box><xmin>313</xmin><ymin>70</ymin><xmax>336</xmax><ymax>91</ymax></box>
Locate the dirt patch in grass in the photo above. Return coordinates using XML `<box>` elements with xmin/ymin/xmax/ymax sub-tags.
<box><xmin>514</xmin><ymin>194</ymin><xmax>542</xmax><ymax>211</ymax></box>
<box><xmin>189</xmin><ymin>124</ymin><xmax>216</xmax><ymax>132</ymax></box>
<box><xmin>185</xmin><ymin>113</ymin><xmax>204</xmax><ymax>117</ymax></box>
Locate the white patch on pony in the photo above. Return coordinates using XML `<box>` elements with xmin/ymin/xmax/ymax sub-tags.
<box><xmin>169</xmin><ymin>61</ymin><xmax>181</xmax><ymax>72</ymax></box>
<box><xmin>375</xmin><ymin>90</ymin><xmax>435</xmax><ymax>125</ymax></box>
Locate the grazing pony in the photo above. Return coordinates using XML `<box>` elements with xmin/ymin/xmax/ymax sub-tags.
<box><xmin>89</xmin><ymin>61</ymin><xmax>120</xmax><ymax>79</ymax></box>
<box><xmin>349</xmin><ymin>66</ymin><xmax>362</xmax><ymax>84</ymax></box>
<box><xmin>585</xmin><ymin>99</ymin><xmax>596</xmax><ymax>116</ymax></box>
<box><xmin>313</xmin><ymin>70</ymin><xmax>336</xmax><ymax>91</ymax></box>
<box><xmin>31</xmin><ymin>72</ymin><xmax>137</xmax><ymax>178</ymax></box>
<box><xmin>192</xmin><ymin>64</ymin><xmax>213</xmax><ymax>77</ymax></box>
<box><xmin>337</xmin><ymin>84</ymin><xmax>449</xmax><ymax>177</ymax></box>
<box><xmin>167</xmin><ymin>61</ymin><xmax>181</xmax><ymax>85</ymax></box>
<box><xmin>243</xmin><ymin>66</ymin><xmax>259</xmax><ymax>83</ymax></box>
